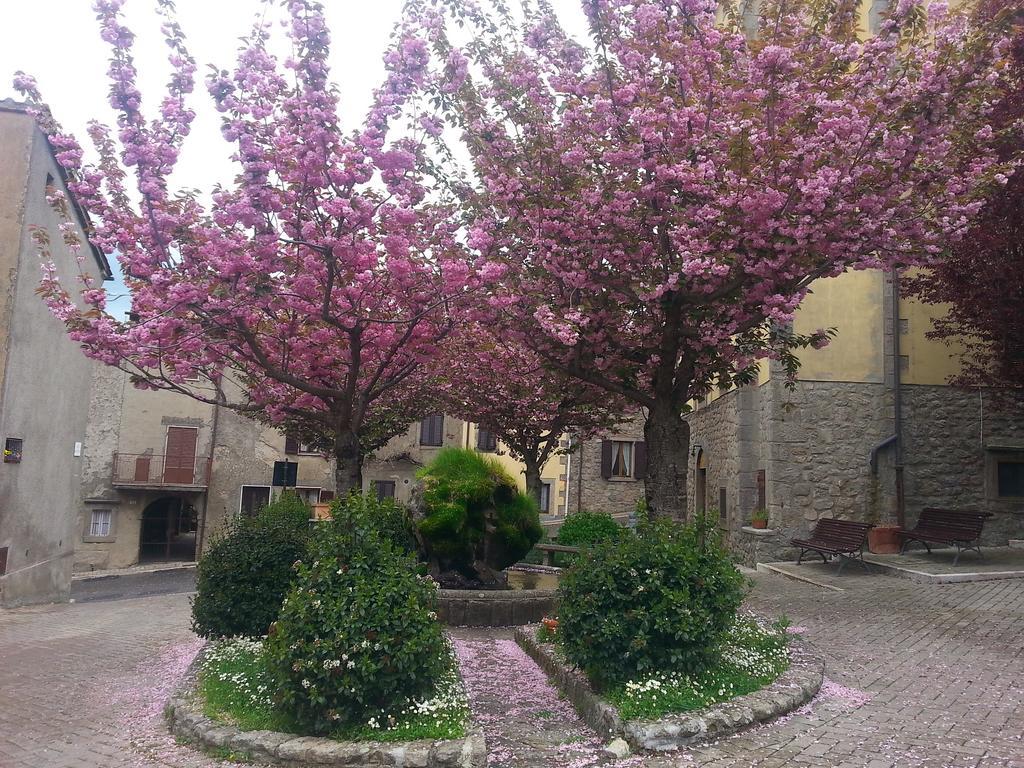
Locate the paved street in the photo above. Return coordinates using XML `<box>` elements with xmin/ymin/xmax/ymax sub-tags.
<box><xmin>71</xmin><ymin>567</ymin><xmax>197</xmax><ymax>604</ymax></box>
<box><xmin>1</xmin><ymin>571</ymin><xmax>1022</xmax><ymax>767</ymax></box>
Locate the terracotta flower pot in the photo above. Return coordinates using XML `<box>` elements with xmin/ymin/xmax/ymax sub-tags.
<box><xmin>541</xmin><ymin>617</ymin><xmax>559</xmax><ymax>632</ymax></box>
<box><xmin>868</xmin><ymin>525</ymin><xmax>903</xmax><ymax>554</ymax></box>
<box><xmin>751</xmin><ymin>518</ymin><xmax>768</xmax><ymax>529</ymax></box>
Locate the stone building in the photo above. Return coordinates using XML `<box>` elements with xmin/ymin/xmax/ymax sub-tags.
<box><xmin>0</xmin><ymin>101</ymin><xmax>112</xmax><ymax>606</ymax></box>
<box><xmin>568</xmin><ymin>272</ymin><xmax>1024</xmax><ymax>564</ymax></box>
<box><xmin>565</xmin><ymin>413</ymin><xmax>646</xmax><ymax>517</ymax></box>
<box><xmin>75</xmin><ymin>370</ymin><xmax>569</xmax><ymax>573</ymax></box>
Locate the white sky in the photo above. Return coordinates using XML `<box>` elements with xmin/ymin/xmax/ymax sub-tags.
<box><xmin>2</xmin><ymin>0</ymin><xmax>591</xmax><ymax>195</ymax></box>
<box><xmin>1</xmin><ymin>1</ymin><xmax>590</xmax><ymax>312</ymax></box>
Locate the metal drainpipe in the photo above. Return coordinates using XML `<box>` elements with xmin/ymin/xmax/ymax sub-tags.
<box><xmin>868</xmin><ymin>269</ymin><xmax>905</xmax><ymax>528</ymax></box>
<box><xmin>576</xmin><ymin>435</ymin><xmax>584</xmax><ymax>514</ymax></box>
<box><xmin>892</xmin><ymin>270</ymin><xmax>905</xmax><ymax>528</ymax></box>
<box><xmin>195</xmin><ymin>393</ymin><xmax>221</xmax><ymax>558</ymax></box>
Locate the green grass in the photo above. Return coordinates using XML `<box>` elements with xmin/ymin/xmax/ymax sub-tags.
<box><xmin>198</xmin><ymin>637</ymin><xmax>468</xmax><ymax>743</ymax></box>
<box><xmin>602</xmin><ymin>616</ymin><xmax>791</xmax><ymax>721</ymax></box>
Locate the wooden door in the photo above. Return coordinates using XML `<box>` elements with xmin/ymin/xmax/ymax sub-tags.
<box><xmin>164</xmin><ymin>427</ymin><xmax>198</xmax><ymax>484</ymax></box>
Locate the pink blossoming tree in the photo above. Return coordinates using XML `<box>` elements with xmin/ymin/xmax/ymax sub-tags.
<box><xmin>434</xmin><ymin>325</ymin><xmax>628</xmax><ymax>506</ymax></box>
<box><xmin>403</xmin><ymin>0</ymin><xmax>1022</xmax><ymax>516</ymax></box>
<box><xmin>16</xmin><ymin>0</ymin><xmax>473</xmax><ymax>493</ymax></box>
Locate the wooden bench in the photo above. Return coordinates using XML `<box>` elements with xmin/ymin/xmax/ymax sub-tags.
<box><xmin>791</xmin><ymin>518</ymin><xmax>873</xmax><ymax>575</ymax></box>
<box><xmin>534</xmin><ymin>543</ymin><xmax>580</xmax><ymax>567</ymax></box>
<box><xmin>899</xmin><ymin>508</ymin><xmax>993</xmax><ymax>566</ymax></box>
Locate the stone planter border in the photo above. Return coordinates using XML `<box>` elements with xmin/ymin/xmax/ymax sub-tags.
<box><xmin>436</xmin><ymin>588</ymin><xmax>556</xmax><ymax>626</ymax></box>
<box><xmin>514</xmin><ymin>625</ymin><xmax>823</xmax><ymax>752</ymax></box>
<box><xmin>166</xmin><ymin>653</ymin><xmax>486</xmax><ymax>767</ymax></box>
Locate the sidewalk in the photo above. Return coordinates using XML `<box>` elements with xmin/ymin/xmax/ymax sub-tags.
<box><xmin>72</xmin><ymin>560</ymin><xmax>196</xmax><ymax>582</ymax></box>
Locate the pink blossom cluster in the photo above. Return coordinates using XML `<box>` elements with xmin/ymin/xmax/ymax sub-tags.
<box><xmin>14</xmin><ymin>0</ymin><xmax>475</xmax><ymax>491</ymax></box>
<box><xmin>399</xmin><ymin>0</ymin><xmax>1019</xmax><ymax>412</ymax></box>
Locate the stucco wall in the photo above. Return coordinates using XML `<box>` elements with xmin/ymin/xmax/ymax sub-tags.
<box><xmin>0</xmin><ymin>117</ymin><xmax>106</xmax><ymax>605</ymax></box>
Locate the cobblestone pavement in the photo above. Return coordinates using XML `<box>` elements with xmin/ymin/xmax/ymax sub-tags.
<box><xmin>1</xmin><ymin>572</ymin><xmax>1023</xmax><ymax>767</ymax></box>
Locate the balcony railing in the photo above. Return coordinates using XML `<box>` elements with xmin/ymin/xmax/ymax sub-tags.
<box><xmin>112</xmin><ymin>453</ymin><xmax>212</xmax><ymax>488</ymax></box>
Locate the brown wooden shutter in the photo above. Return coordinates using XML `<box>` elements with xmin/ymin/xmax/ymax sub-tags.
<box><xmin>284</xmin><ymin>436</ymin><xmax>299</xmax><ymax>455</ymax></box>
<box><xmin>633</xmin><ymin>442</ymin><xmax>647</xmax><ymax>479</ymax></box>
<box><xmin>477</xmin><ymin>428</ymin><xmax>496</xmax><ymax>452</ymax></box>
<box><xmin>164</xmin><ymin>427</ymin><xmax>198</xmax><ymax>484</ymax></box>
<box><xmin>600</xmin><ymin>440</ymin><xmax>613</xmax><ymax>479</ymax></box>
<box><xmin>421</xmin><ymin>415</ymin><xmax>444</xmax><ymax>446</ymax></box>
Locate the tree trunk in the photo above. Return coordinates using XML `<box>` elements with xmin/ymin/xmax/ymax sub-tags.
<box><xmin>523</xmin><ymin>455</ymin><xmax>544</xmax><ymax>511</ymax></box>
<box><xmin>333</xmin><ymin>427</ymin><xmax>363</xmax><ymax>496</ymax></box>
<box><xmin>643</xmin><ymin>401</ymin><xmax>690</xmax><ymax>519</ymax></box>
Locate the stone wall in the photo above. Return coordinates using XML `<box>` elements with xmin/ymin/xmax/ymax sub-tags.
<box><xmin>901</xmin><ymin>386</ymin><xmax>1024</xmax><ymax>544</ymax></box>
<box><xmin>758</xmin><ymin>379</ymin><xmax>895</xmax><ymax>561</ymax></box>
<box><xmin>566</xmin><ymin>413</ymin><xmax>645</xmax><ymax>515</ymax></box>
<box><xmin>684</xmin><ymin>389</ymin><xmax>743</xmax><ymax>529</ymax></box>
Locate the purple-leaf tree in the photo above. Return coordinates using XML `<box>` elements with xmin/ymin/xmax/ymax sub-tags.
<box><xmin>15</xmin><ymin>0</ymin><xmax>474</xmax><ymax>493</ymax></box>
<box><xmin>434</xmin><ymin>324</ymin><xmax>628</xmax><ymax>505</ymax></box>
<box><xmin>403</xmin><ymin>0</ymin><xmax>1022</xmax><ymax>516</ymax></box>
<box><xmin>907</xmin><ymin>23</ymin><xmax>1024</xmax><ymax>392</ymax></box>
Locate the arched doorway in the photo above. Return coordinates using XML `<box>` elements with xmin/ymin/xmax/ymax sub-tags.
<box><xmin>694</xmin><ymin>450</ymin><xmax>708</xmax><ymax>516</ymax></box>
<box><xmin>139</xmin><ymin>497</ymin><xmax>198</xmax><ymax>563</ymax></box>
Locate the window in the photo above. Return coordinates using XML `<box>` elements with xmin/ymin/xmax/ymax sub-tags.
<box><xmin>89</xmin><ymin>509</ymin><xmax>112</xmax><ymax>537</ymax></box>
<box><xmin>740</xmin><ymin>0</ymin><xmax>760</xmax><ymax>39</ymax></box>
<box><xmin>293</xmin><ymin>487</ymin><xmax>322</xmax><ymax>505</ymax></box>
<box><xmin>285</xmin><ymin>436</ymin><xmax>321</xmax><ymax>455</ymax></box>
<box><xmin>240</xmin><ymin>485</ymin><xmax>271</xmax><ymax>517</ymax></box>
<box><xmin>4</xmin><ymin>437</ymin><xmax>23</xmax><ymax>463</ymax></box>
<box><xmin>374</xmin><ymin>480</ymin><xmax>396</xmax><ymax>500</ymax></box>
<box><xmin>868</xmin><ymin>0</ymin><xmax>889</xmax><ymax>34</ymax></box>
<box><xmin>600</xmin><ymin>440</ymin><xmax>647</xmax><ymax>480</ymax></box>
<box><xmin>419</xmin><ymin>415</ymin><xmax>444</xmax><ymax>447</ymax></box>
<box><xmin>997</xmin><ymin>461</ymin><xmax>1024</xmax><ymax>498</ymax></box>
<box><xmin>476</xmin><ymin>428</ymin><xmax>497</xmax><ymax>452</ymax></box>
<box><xmin>539</xmin><ymin>482</ymin><xmax>551</xmax><ymax>513</ymax></box>
<box><xmin>611</xmin><ymin>441</ymin><xmax>633</xmax><ymax>478</ymax></box>
<box><xmin>319</xmin><ymin>490</ymin><xmax>336</xmax><ymax>503</ymax></box>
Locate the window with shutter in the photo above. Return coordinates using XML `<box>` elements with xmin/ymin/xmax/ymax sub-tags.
<box><xmin>610</xmin><ymin>441</ymin><xmax>634</xmax><ymax>478</ymax></box>
<box><xmin>476</xmin><ymin>428</ymin><xmax>497</xmax><ymax>452</ymax></box>
<box><xmin>420</xmin><ymin>415</ymin><xmax>444</xmax><ymax>446</ymax></box>
<box><xmin>600</xmin><ymin>440</ymin><xmax>613</xmax><ymax>479</ymax></box>
<box><xmin>374</xmin><ymin>480</ymin><xmax>397</xmax><ymax>500</ymax></box>
<box><xmin>240</xmin><ymin>485</ymin><xmax>271</xmax><ymax>517</ymax></box>
<box><xmin>633</xmin><ymin>442</ymin><xmax>647</xmax><ymax>479</ymax></box>
<box><xmin>284</xmin><ymin>435</ymin><xmax>300</xmax><ymax>455</ymax></box>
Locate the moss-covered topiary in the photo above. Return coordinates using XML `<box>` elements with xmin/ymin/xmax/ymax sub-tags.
<box><xmin>413</xmin><ymin>448</ymin><xmax>543</xmax><ymax>585</ymax></box>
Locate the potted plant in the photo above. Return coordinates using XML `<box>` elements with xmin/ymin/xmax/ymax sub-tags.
<box><xmin>750</xmin><ymin>509</ymin><xmax>769</xmax><ymax>529</ymax></box>
<box><xmin>868</xmin><ymin>523</ymin><xmax>903</xmax><ymax>554</ymax></box>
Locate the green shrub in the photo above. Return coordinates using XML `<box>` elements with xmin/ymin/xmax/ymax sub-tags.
<box><xmin>557</xmin><ymin>514</ymin><xmax>747</xmax><ymax>689</ymax></box>
<box><xmin>416</xmin><ymin>448</ymin><xmax>543</xmax><ymax>576</ymax></box>
<box><xmin>191</xmin><ymin>498</ymin><xmax>311</xmax><ymax>639</ymax></box>
<box><xmin>257</xmin><ymin>490</ymin><xmax>313</xmax><ymax>532</ymax></box>
<box><xmin>325</xmin><ymin>492</ymin><xmax>417</xmax><ymax>556</ymax></box>
<box><xmin>557</xmin><ymin>510</ymin><xmax>623</xmax><ymax>548</ymax></box>
<box><xmin>266</xmin><ymin>532</ymin><xmax>446</xmax><ymax>734</ymax></box>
